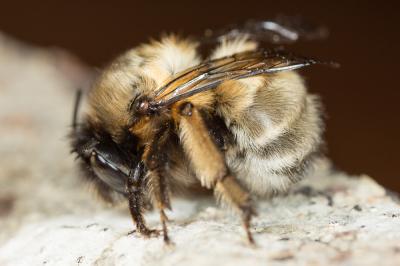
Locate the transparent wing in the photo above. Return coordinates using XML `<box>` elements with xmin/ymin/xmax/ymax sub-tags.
<box><xmin>203</xmin><ymin>15</ymin><xmax>329</xmax><ymax>45</ymax></box>
<box><xmin>152</xmin><ymin>49</ymin><xmax>332</xmax><ymax>107</ymax></box>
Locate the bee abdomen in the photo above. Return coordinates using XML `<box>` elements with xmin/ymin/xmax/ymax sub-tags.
<box><xmin>226</xmin><ymin>94</ymin><xmax>324</xmax><ymax>196</ymax></box>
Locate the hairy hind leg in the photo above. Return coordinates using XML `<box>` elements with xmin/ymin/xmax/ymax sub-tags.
<box><xmin>176</xmin><ymin>102</ymin><xmax>256</xmax><ymax>244</ymax></box>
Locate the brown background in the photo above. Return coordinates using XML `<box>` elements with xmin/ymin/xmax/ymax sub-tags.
<box><xmin>1</xmin><ymin>1</ymin><xmax>399</xmax><ymax>191</ymax></box>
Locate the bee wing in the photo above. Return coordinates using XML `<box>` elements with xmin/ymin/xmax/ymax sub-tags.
<box><xmin>153</xmin><ymin>50</ymin><xmax>329</xmax><ymax>107</ymax></box>
<box><xmin>203</xmin><ymin>15</ymin><xmax>329</xmax><ymax>44</ymax></box>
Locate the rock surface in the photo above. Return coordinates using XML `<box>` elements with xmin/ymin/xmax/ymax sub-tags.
<box><xmin>0</xmin><ymin>34</ymin><xmax>400</xmax><ymax>266</ymax></box>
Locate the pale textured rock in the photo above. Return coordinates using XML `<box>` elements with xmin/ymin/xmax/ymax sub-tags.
<box><xmin>0</xmin><ymin>34</ymin><xmax>400</xmax><ymax>266</ymax></box>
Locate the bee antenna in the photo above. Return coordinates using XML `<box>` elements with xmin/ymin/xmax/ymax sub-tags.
<box><xmin>73</xmin><ymin>89</ymin><xmax>83</xmax><ymax>131</ymax></box>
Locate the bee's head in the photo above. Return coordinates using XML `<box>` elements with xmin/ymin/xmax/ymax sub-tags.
<box><xmin>70</xmin><ymin>90</ymin><xmax>141</xmax><ymax>202</ymax></box>
<box><xmin>70</xmin><ymin>121</ymin><xmax>141</xmax><ymax>202</ymax></box>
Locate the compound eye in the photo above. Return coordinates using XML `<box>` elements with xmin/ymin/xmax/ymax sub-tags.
<box><xmin>90</xmin><ymin>152</ymin><xmax>127</xmax><ymax>194</ymax></box>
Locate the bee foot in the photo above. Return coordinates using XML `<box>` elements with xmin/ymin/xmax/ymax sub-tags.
<box><xmin>127</xmin><ymin>228</ymin><xmax>161</xmax><ymax>238</ymax></box>
<box><xmin>127</xmin><ymin>229</ymin><xmax>136</xmax><ymax>236</ymax></box>
<box><xmin>141</xmin><ymin>228</ymin><xmax>161</xmax><ymax>238</ymax></box>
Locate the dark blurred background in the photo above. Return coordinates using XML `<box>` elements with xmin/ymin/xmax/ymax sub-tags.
<box><xmin>1</xmin><ymin>1</ymin><xmax>399</xmax><ymax>191</ymax></box>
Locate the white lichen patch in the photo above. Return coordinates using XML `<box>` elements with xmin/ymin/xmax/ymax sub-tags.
<box><xmin>1</xmin><ymin>170</ymin><xmax>400</xmax><ymax>266</ymax></box>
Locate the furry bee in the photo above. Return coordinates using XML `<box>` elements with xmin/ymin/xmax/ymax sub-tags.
<box><xmin>70</xmin><ymin>18</ymin><xmax>334</xmax><ymax>244</ymax></box>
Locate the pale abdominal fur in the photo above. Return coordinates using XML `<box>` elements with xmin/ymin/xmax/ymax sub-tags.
<box><xmin>86</xmin><ymin>34</ymin><xmax>324</xmax><ymax>198</ymax></box>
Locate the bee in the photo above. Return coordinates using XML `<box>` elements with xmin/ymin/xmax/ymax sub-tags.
<box><xmin>70</xmin><ymin>18</ymin><xmax>335</xmax><ymax>244</ymax></box>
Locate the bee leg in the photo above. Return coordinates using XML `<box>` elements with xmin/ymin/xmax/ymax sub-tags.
<box><xmin>215</xmin><ymin>177</ymin><xmax>256</xmax><ymax>244</ymax></box>
<box><xmin>177</xmin><ymin>102</ymin><xmax>256</xmax><ymax>244</ymax></box>
<box><xmin>143</xmin><ymin>126</ymin><xmax>173</xmax><ymax>244</ymax></box>
<box><xmin>126</xmin><ymin>162</ymin><xmax>160</xmax><ymax>237</ymax></box>
<box><xmin>146</xmin><ymin>169</ymin><xmax>172</xmax><ymax>244</ymax></box>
